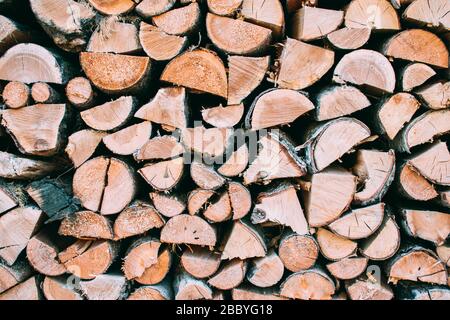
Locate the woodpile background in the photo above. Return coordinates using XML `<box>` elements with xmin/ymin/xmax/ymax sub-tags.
<box><xmin>0</xmin><ymin>0</ymin><xmax>449</xmax><ymax>300</ymax></box>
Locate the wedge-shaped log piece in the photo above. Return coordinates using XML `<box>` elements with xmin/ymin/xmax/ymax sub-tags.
<box><xmin>80</xmin><ymin>274</ymin><xmax>128</xmax><ymax>300</ymax></box>
<box><xmin>174</xmin><ymin>271</ymin><xmax>213</xmax><ymax>300</ymax></box>
<box><xmin>114</xmin><ymin>201</ymin><xmax>164</xmax><ymax>240</ymax></box>
<box><xmin>222</xmin><ymin>220</ymin><xmax>267</xmax><ymax>260</ymax></box>
<box><xmin>316</xmin><ymin>85</ymin><xmax>370</xmax><ymax>121</ymax></box>
<box><xmin>0</xmin><ymin>276</ymin><xmax>40</xmax><ymax>300</ymax></box>
<box><xmin>0</xmin><ymin>206</ymin><xmax>43</xmax><ymax>265</ymax></box>
<box><xmin>415</xmin><ymin>81</ymin><xmax>450</xmax><ymax>110</ymax></box>
<box><xmin>59</xmin><ymin>211</ymin><xmax>113</xmax><ymax>240</ymax></box>
<box><xmin>42</xmin><ymin>276</ymin><xmax>83</xmax><ymax>300</ymax></box>
<box><xmin>227</xmin><ymin>55</ymin><xmax>269</xmax><ymax>105</ymax></box>
<box><xmin>316</xmin><ymin>228</ymin><xmax>357</xmax><ymax>261</ymax></box>
<box><xmin>345</xmin><ymin>0</ymin><xmax>400</xmax><ymax>31</ymax></box>
<box><xmin>328</xmin><ymin>203</ymin><xmax>385</xmax><ymax>240</ymax></box>
<box><xmin>88</xmin><ymin>0</ymin><xmax>135</xmax><ymax>15</ymax></box>
<box><xmin>150</xmin><ymin>192</ymin><xmax>185</xmax><ymax>218</ymax></box>
<box><xmin>252</xmin><ymin>182</ymin><xmax>309</xmax><ymax>235</ymax></box>
<box><xmin>241</xmin><ymin>0</ymin><xmax>285</xmax><ymax>37</ymax></box>
<box><xmin>228</xmin><ymin>182</ymin><xmax>252</xmax><ymax>219</ymax></box>
<box><xmin>136</xmin><ymin>0</ymin><xmax>175</xmax><ymax>18</ymax></box>
<box><xmin>103</xmin><ymin>122</ymin><xmax>152</xmax><ymax>156</ymax></box>
<box><xmin>204</xmin><ymin>192</ymin><xmax>232</xmax><ymax>223</ymax></box>
<box><xmin>277</xmin><ymin>38</ymin><xmax>334</xmax><ymax>90</ymax></box>
<box><xmin>181</xmin><ymin>246</ymin><xmax>221</xmax><ymax>279</ymax></box>
<box><xmin>353</xmin><ymin>150</ymin><xmax>395</xmax><ymax>206</ymax></box>
<box><xmin>0</xmin><ymin>259</ymin><xmax>33</xmax><ymax>294</ymax></box>
<box><xmin>305</xmin><ymin>117</ymin><xmax>371</xmax><ymax>173</ymax></box>
<box><xmin>207</xmin><ymin>0</ymin><xmax>242</xmax><ymax>16</ymax></box>
<box><xmin>403</xmin><ymin>0</ymin><xmax>450</xmax><ymax>31</ymax></box>
<box><xmin>0</xmin><ymin>151</ymin><xmax>60</xmax><ymax>180</ymax></box>
<box><xmin>161</xmin><ymin>214</ymin><xmax>217</xmax><ymax>246</ymax></box>
<box><xmin>191</xmin><ymin>161</ymin><xmax>225</xmax><ymax>190</ymax></box>
<box><xmin>161</xmin><ymin>49</ymin><xmax>228</xmax><ymax>98</ymax></box>
<box><xmin>360</xmin><ymin>214</ymin><xmax>400</xmax><ymax>260</ymax></box>
<box><xmin>139</xmin><ymin>23</ymin><xmax>187</xmax><ymax>61</ymax></box>
<box><xmin>292</xmin><ymin>6</ymin><xmax>343</xmax><ymax>41</ymax></box>
<box><xmin>208</xmin><ymin>259</ymin><xmax>247</xmax><ymax>290</ymax></box>
<box><xmin>401</xmin><ymin>63</ymin><xmax>436</xmax><ymax>92</ymax></box>
<box><xmin>0</xmin><ymin>183</ymin><xmax>20</xmax><ymax>215</ymax></box>
<box><xmin>0</xmin><ymin>15</ymin><xmax>33</xmax><ymax>54</ymax></box>
<box><xmin>383</xmin><ymin>29</ymin><xmax>448</xmax><ymax>69</ymax></box>
<box><xmin>436</xmin><ymin>245</ymin><xmax>450</xmax><ymax>267</ymax></box>
<box><xmin>135</xmin><ymin>136</ymin><xmax>183</xmax><ymax>162</ymax></box>
<box><xmin>2</xmin><ymin>104</ymin><xmax>67</xmax><ymax>156</ymax></box>
<box><xmin>387</xmin><ymin>247</ymin><xmax>448</xmax><ymax>285</ymax></box>
<box><xmin>202</xmin><ymin>104</ymin><xmax>243</xmax><ymax>128</ymax></box>
<box><xmin>232</xmin><ymin>286</ymin><xmax>287</xmax><ymax>300</ymax></box>
<box><xmin>278</xmin><ymin>232</ymin><xmax>319</xmax><ymax>272</ymax></box>
<box><xmin>280</xmin><ymin>268</ymin><xmax>336</xmax><ymax>300</ymax></box>
<box><xmin>80</xmin><ymin>52</ymin><xmax>151</xmax><ymax>94</ymax></box>
<box><xmin>206</xmin><ymin>13</ymin><xmax>272</xmax><ymax>55</ymax></box>
<box><xmin>153</xmin><ymin>3</ymin><xmax>201</xmax><ymax>36</ymax></box>
<box><xmin>345</xmin><ymin>276</ymin><xmax>394</xmax><ymax>300</ymax></box>
<box><xmin>128</xmin><ymin>282</ymin><xmax>173</xmax><ymax>300</ymax></box>
<box><xmin>247</xmin><ymin>250</ymin><xmax>284</xmax><ymax>288</ymax></box>
<box><xmin>243</xmin><ymin>133</ymin><xmax>306</xmax><ymax>184</ymax></box>
<box><xmin>187</xmin><ymin>189</ymin><xmax>215</xmax><ymax>216</ymax></box>
<box><xmin>407</xmin><ymin>141</ymin><xmax>450</xmax><ymax>186</ymax></box>
<box><xmin>81</xmin><ymin>96</ymin><xmax>136</xmax><ymax>131</ymax></box>
<box><xmin>398</xmin><ymin>163</ymin><xmax>438</xmax><ymax>201</ymax></box>
<box><xmin>401</xmin><ymin>209</ymin><xmax>450</xmax><ymax>246</ymax></box>
<box><xmin>246</xmin><ymin>89</ymin><xmax>314</xmax><ymax>130</ymax></box>
<box><xmin>333</xmin><ymin>49</ymin><xmax>396</xmax><ymax>94</ymax></box>
<box><xmin>26</xmin><ymin>230</ymin><xmax>66</xmax><ymax>276</ymax></box>
<box><xmin>66</xmin><ymin>130</ymin><xmax>106</xmax><ymax>168</ymax></box>
<box><xmin>0</xmin><ymin>43</ymin><xmax>74</xmax><ymax>84</ymax></box>
<box><xmin>139</xmin><ymin>157</ymin><xmax>185</xmax><ymax>191</ymax></box>
<box><xmin>326</xmin><ymin>27</ymin><xmax>371</xmax><ymax>50</ymax></box>
<box><xmin>218</xmin><ymin>145</ymin><xmax>249</xmax><ymax>178</ymax></box>
<box><xmin>326</xmin><ymin>257</ymin><xmax>368</xmax><ymax>280</ymax></box>
<box><xmin>181</xmin><ymin>126</ymin><xmax>233</xmax><ymax>159</ymax></box>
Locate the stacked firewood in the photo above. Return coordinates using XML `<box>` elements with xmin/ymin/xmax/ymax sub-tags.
<box><xmin>0</xmin><ymin>0</ymin><xmax>449</xmax><ymax>300</ymax></box>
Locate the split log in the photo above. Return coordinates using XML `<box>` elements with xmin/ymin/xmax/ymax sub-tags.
<box><xmin>65</xmin><ymin>129</ymin><xmax>107</xmax><ymax>168</ymax></box>
<box><xmin>26</xmin><ymin>230</ymin><xmax>66</xmax><ymax>276</ymax></box>
<box><xmin>173</xmin><ymin>271</ymin><xmax>213</xmax><ymax>300</ymax></box>
<box><xmin>136</xmin><ymin>0</ymin><xmax>176</xmax><ymax>18</ymax></box>
<box><xmin>241</xmin><ymin>0</ymin><xmax>285</xmax><ymax>37</ymax></box>
<box><xmin>29</xmin><ymin>179</ymin><xmax>73</xmax><ymax>221</ymax></box>
<box><xmin>139</xmin><ymin>157</ymin><xmax>185</xmax><ymax>191</ymax></box>
<box><xmin>207</xmin><ymin>0</ymin><xmax>242</xmax><ymax>16</ymax></box>
<box><xmin>58</xmin><ymin>211</ymin><xmax>114</xmax><ymax>240</ymax></box>
<box><xmin>227</xmin><ymin>55</ymin><xmax>270</xmax><ymax>105</ymax></box>
<box><xmin>73</xmin><ymin>157</ymin><xmax>136</xmax><ymax>215</ymax></box>
<box><xmin>278</xmin><ymin>232</ymin><xmax>318</xmax><ymax>272</ymax></box>
<box><xmin>315</xmin><ymin>228</ymin><xmax>357</xmax><ymax>261</ymax></box>
<box><xmin>139</xmin><ymin>23</ymin><xmax>187</xmax><ymax>61</ymax></box>
<box><xmin>304</xmin><ymin>117</ymin><xmax>371</xmax><ymax>173</ymax></box>
<box><xmin>202</xmin><ymin>104</ymin><xmax>244</xmax><ymax>128</ymax></box>
<box><xmin>397</xmin><ymin>163</ymin><xmax>439</xmax><ymax>201</ymax></box>
<box><xmin>208</xmin><ymin>259</ymin><xmax>247</xmax><ymax>290</ymax></box>
<box><xmin>0</xmin><ymin>151</ymin><xmax>60</xmax><ymax>180</ymax></box>
<box><xmin>160</xmin><ymin>214</ymin><xmax>217</xmax><ymax>246</ymax></box>
<box><xmin>387</xmin><ymin>246</ymin><xmax>448</xmax><ymax>285</ymax></box>
<box><xmin>80</xmin><ymin>52</ymin><xmax>151</xmax><ymax>94</ymax></box>
<box><xmin>326</xmin><ymin>27</ymin><xmax>371</xmax><ymax>50</ymax></box>
<box><xmin>0</xmin><ymin>206</ymin><xmax>44</xmax><ymax>265</ymax></box>
<box><xmin>315</xmin><ymin>85</ymin><xmax>370</xmax><ymax>121</ymax></box>
<box><xmin>344</xmin><ymin>0</ymin><xmax>400</xmax><ymax>31</ymax></box>
<box><xmin>333</xmin><ymin>49</ymin><xmax>396</xmax><ymax>94</ymax></box>
<box><xmin>57</xmin><ymin>239</ymin><xmax>92</xmax><ymax>264</ymax></box>
<box><xmin>31</xmin><ymin>83</ymin><xmax>61</xmax><ymax>104</ymax></box>
<box><xmin>415</xmin><ymin>81</ymin><xmax>450</xmax><ymax>110</ymax></box>
<box><xmin>400</xmin><ymin>209</ymin><xmax>450</xmax><ymax>246</ymax></box>
<box><xmin>135</xmin><ymin>87</ymin><xmax>188</xmax><ymax>130</ymax></box>
<box><xmin>134</xmin><ymin>136</ymin><xmax>184</xmax><ymax>162</ymax></box>
<box><xmin>276</xmin><ymin>38</ymin><xmax>334</xmax><ymax>90</ymax></box>
<box><xmin>401</xmin><ymin>63</ymin><xmax>436</xmax><ymax>92</ymax></box>
<box><xmin>291</xmin><ymin>7</ymin><xmax>343</xmax><ymax>41</ymax></box>
<box><xmin>190</xmin><ymin>161</ymin><xmax>225</xmax><ymax>190</ymax></box>
<box><xmin>113</xmin><ymin>200</ymin><xmax>164</xmax><ymax>240</ymax></box>
<box><xmin>81</xmin><ymin>96</ymin><xmax>136</xmax><ymax>131</ymax></box>
<box><xmin>360</xmin><ymin>214</ymin><xmax>400</xmax><ymax>260</ymax></box>
<box><xmin>352</xmin><ymin>149</ymin><xmax>396</xmax><ymax>206</ymax></box>
<box><xmin>218</xmin><ymin>145</ymin><xmax>249</xmax><ymax>178</ymax></box>
<box><xmin>0</xmin><ymin>181</ymin><xmax>25</xmax><ymax>214</ymax></box>
<box><xmin>182</xmin><ymin>126</ymin><xmax>232</xmax><ymax>159</ymax></box>
<box><xmin>152</xmin><ymin>3</ymin><xmax>201</xmax><ymax>36</ymax></box>
<box><xmin>187</xmin><ymin>189</ymin><xmax>215</xmax><ymax>215</ymax></box>
<box><xmin>376</xmin><ymin>93</ymin><xmax>420</xmax><ymax>140</ymax></box>
<box><xmin>383</xmin><ymin>29</ymin><xmax>448</xmax><ymax>69</ymax></box>
<box><xmin>326</xmin><ymin>257</ymin><xmax>368</xmax><ymax>280</ymax></box>
<box><xmin>0</xmin><ymin>259</ymin><xmax>33</xmax><ymax>294</ymax></box>
<box><xmin>407</xmin><ymin>141</ymin><xmax>450</xmax><ymax>186</ymax></box>
<box><xmin>403</xmin><ymin>0</ymin><xmax>450</xmax><ymax>31</ymax></box>
<box><xmin>280</xmin><ymin>268</ymin><xmax>336</xmax><ymax>300</ymax></box>
<box><xmin>247</xmin><ymin>250</ymin><xmax>284</xmax><ymax>287</ymax></box>
<box><xmin>245</xmin><ymin>89</ymin><xmax>314</xmax><ymax>130</ymax></box>
<box><xmin>203</xmin><ymin>192</ymin><xmax>232</xmax><ymax>223</ymax></box>
<box><xmin>42</xmin><ymin>276</ymin><xmax>83</xmax><ymax>300</ymax></box>
<box><xmin>0</xmin><ymin>15</ymin><xmax>33</xmax><ymax>54</ymax></box>
<box><xmin>206</xmin><ymin>13</ymin><xmax>272</xmax><ymax>55</ymax></box>
<box><xmin>128</xmin><ymin>282</ymin><xmax>173</xmax><ymax>300</ymax></box>
<box><xmin>304</xmin><ymin>166</ymin><xmax>356</xmax><ymax>227</ymax></box>
<box><xmin>345</xmin><ymin>276</ymin><xmax>394</xmax><ymax>300</ymax></box>
<box><xmin>2</xmin><ymin>81</ymin><xmax>30</xmax><ymax>109</ymax></box>
<box><xmin>328</xmin><ymin>203</ymin><xmax>385</xmax><ymax>240</ymax></box>
<box><xmin>87</xmin><ymin>18</ymin><xmax>141</xmax><ymax>54</ymax></box>
<box><xmin>228</xmin><ymin>182</ymin><xmax>252</xmax><ymax>219</ymax></box>
<box><xmin>150</xmin><ymin>192</ymin><xmax>185</xmax><ymax>218</ymax></box>
<box><xmin>396</xmin><ymin>283</ymin><xmax>450</xmax><ymax>300</ymax></box>
<box><xmin>221</xmin><ymin>220</ymin><xmax>267</xmax><ymax>260</ymax></box>
<box><xmin>62</xmin><ymin>240</ymin><xmax>119</xmax><ymax>280</ymax></box>
<box><xmin>0</xmin><ymin>276</ymin><xmax>40</xmax><ymax>300</ymax></box>
<box><xmin>66</xmin><ymin>77</ymin><xmax>96</xmax><ymax>110</ymax></box>
<box><xmin>181</xmin><ymin>246</ymin><xmax>221</xmax><ymax>279</ymax></box>
<box><xmin>103</xmin><ymin>122</ymin><xmax>152</xmax><ymax>156</ymax></box>
<box><xmin>123</xmin><ymin>237</ymin><xmax>171</xmax><ymax>285</ymax></box>
<box><xmin>87</xmin><ymin>0</ymin><xmax>135</xmax><ymax>15</ymax></box>
<box><xmin>232</xmin><ymin>286</ymin><xmax>287</xmax><ymax>300</ymax></box>
<box><xmin>436</xmin><ymin>245</ymin><xmax>450</xmax><ymax>267</ymax></box>
<box><xmin>252</xmin><ymin>182</ymin><xmax>309</xmax><ymax>234</ymax></box>
<box><xmin>161</xmin><ymin>49</ymin><xmax>228</xmax><ymax>98</ymax></box>
<box><xmin>30</xmin><ymin>0</ymin><xmax>96</xmax><ymax>52</ymax></box>
<box><xmin>80</xmin><ymin>274</ymin><xmax>128</xmax><ymax>300</ymax></box>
